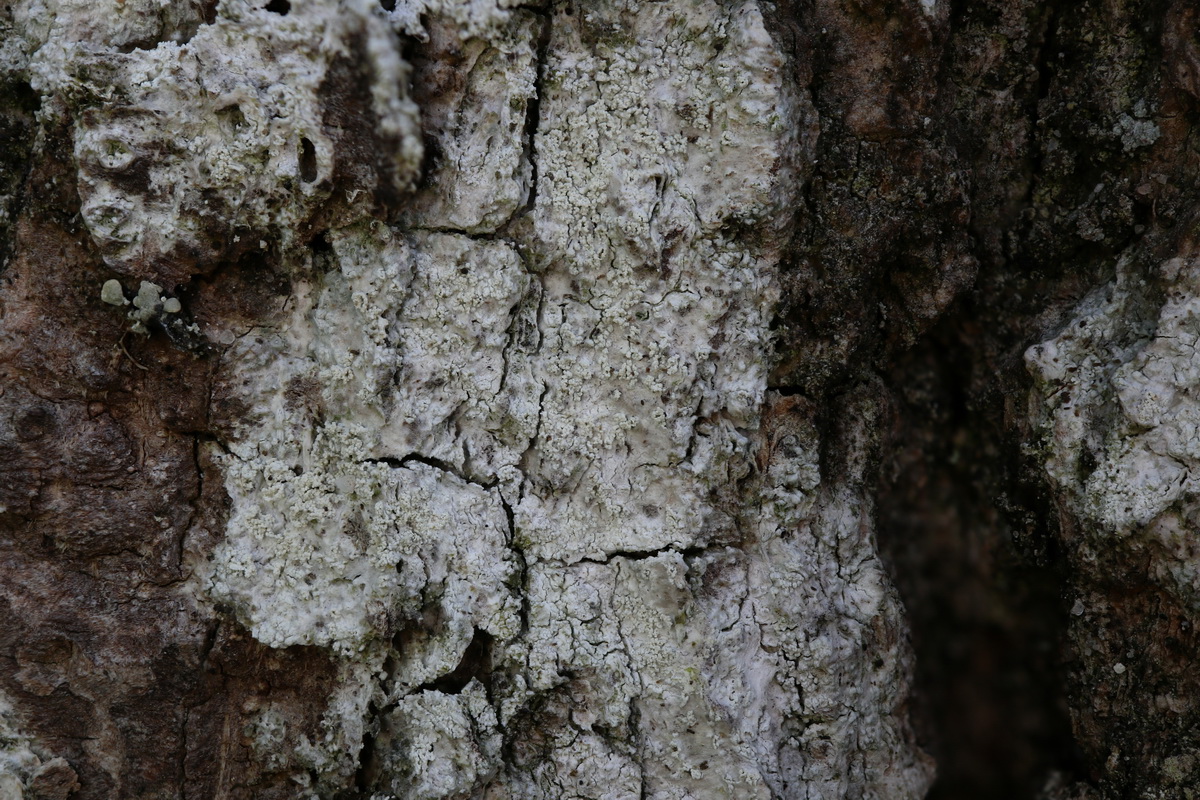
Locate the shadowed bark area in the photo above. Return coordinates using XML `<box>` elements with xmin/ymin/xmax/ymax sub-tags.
<box><xmin>2</xmin><ymin>0</ymin><xmax>1200</xmax><ymax>797</ymax></box>
<box><xmin>773</xmin><ymin>0</ymin><xmax>1200</xmax><ymax>795</ymax></box>
<box><xmin>877</xmin><ymin>323</ymin><xmax>1082</xmax><ymax>799</ymax></box>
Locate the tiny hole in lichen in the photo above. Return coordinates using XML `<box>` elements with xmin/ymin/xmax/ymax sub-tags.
<box><xmin>429</xmin><ymin>629</ymin><xmax>494</xmax><ymax>694</ymax></box>
<box><xmin>117</xmin><ymin>36</ymin><xmax>170</xmax><ymax>53</ymax></box>
<box><xmin>299</xmin><ymin>137</ymin><xmax>318</xmax><ymax>183</ymax></box>
<box><xmin>307</xmin><ymin>230</ymin><xmax>335</xmax><ymax>271</ymax></box>
<box><xmin>264</xmin><ymin>0</ymin><xmax>290</xmax><ymax>14</ymax></box>
<box><xmin>379</xmin><ymin>0</ymin><xmax>396</xmax><ymax>10</ymax></box>
<box><xmin>201</xmin><ymin>0</ymin><xmax>219</xmax><ymax>24</ymax></box>
<box><xmin>307</xmin><ymin>231</ymin><xmax>332</xmax><ymax>255</ymax></box>
<box><xmin>217</xmin><ymin>104</ymin><xmax>246</xmax><ymax>132</ymax></box>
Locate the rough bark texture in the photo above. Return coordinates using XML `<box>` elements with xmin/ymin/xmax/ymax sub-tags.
<box><xmin>1</xmin><ymin>0</ymin><xmax>1199</xmax><ymax>799</ymax></box>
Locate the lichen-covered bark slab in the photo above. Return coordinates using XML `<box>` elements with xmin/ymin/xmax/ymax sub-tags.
<box><xmin>195</xmin><ymin>1</ymin><xmax>931</xmax><ymax>796</ymax></box>
<box><xmin>0</xmin><ymin>0</ymin><xmax>938</xmax><ymax>797</ymax></box>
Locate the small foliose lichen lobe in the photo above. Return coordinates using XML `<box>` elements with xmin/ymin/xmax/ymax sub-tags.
<box><xmin>16</xmin><ymin>0</ymin><xmax>422</xmax><ymax>286</ymax></box>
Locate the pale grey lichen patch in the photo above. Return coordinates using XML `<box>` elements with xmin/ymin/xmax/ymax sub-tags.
<box><xmin>177</xmin><ymin>0</ymin><xmax>931</xmax><ymax>795</ymax></box>
<box><xmin>1026</xmin><ymin>252</ymin><xmax>1200</xmax><ymax>608</ymax></box>
<box><xmin>206</xmin><ymin>225</ymin><xmax>530</xmax><ymax>657</ymax></box>
<box><xmin>212</xmin><ymin>424</ymin><xmax>520</xmax><ymax>654</ymax></box>
<box><xmin>7</xmin><ymin>0</ymin><xmax>203</xmax><ymax>79</ymax></box>
<box><xmin>0</xmin><ymin>693</ymin><xmax>38</xmax><ymax>799</ymax></box>
<box><xmin>205</xmin><ymin>222</ymin><xmax>533</xmax><ymax>790</ymax></box>
<box><xmin>373</xmin><ymin>684</ymin><xmax>502</xmax><ymax>799</ymax></box>
<box><xmin>208</xmin><ymin>227</ymin><xmax>525</xmax><ymax>654</ymax></box>
<box><xmin>489</xmin><ymin>670</ymin><xmax>645</xmax><ymax>800</ymax></box>
<box><xmin>512</xmin><ymin>0</ymin><xmax>808</xmax><ymax>564</ymax></box>
<box><xmin>494</xmin><ymin>391</ymin><xmax>931</xmax><ymax>799</ymax></box>
<box><xmin>383</xmin><ymin>0</ymin><xmax>532</xmax><ymax>43</ymax></box>
<box><xmin>612</xmin><ymin>554</ymin><xmax>774</xmax><ymax>798</ymax></box>
<box><xmin>742</xmin><ymin>393</ymin><xmax>934</xmax><ymax>798</ymax></box>
<box><xmin>229</xmin><ymin>655</ymin><xmax>386</xmax><ymax>796</ymax></box>
<box><xmin>750</xmin><ymin>490</ymin><xmax>931</xmax><ymax>797</ymax></box>
<box><xmin>1113</xmin><ymin>112</ymin><xmax>1160</xmax><ymax>153</ymax></box>
<box><xmin>298</xmin><ymin>658</ymin><xmax>382</xmax><ymax>788</ymax></box>
<box><xmin>500</xmin><ymin>553</ymin><xmax>772</xmax><ymax>799</ymax></box>
<box><xmin>379</xmin><ymin>232</ymin><xmax>541</xmax><ymax>482</ymax></box>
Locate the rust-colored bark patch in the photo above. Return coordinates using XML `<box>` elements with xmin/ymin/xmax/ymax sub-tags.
<box><xmin>0</xmin><ymin>143</ymin><xmax>337</xmax><ymax>798</ymax></box>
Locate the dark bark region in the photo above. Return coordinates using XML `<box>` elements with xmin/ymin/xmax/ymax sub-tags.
<box><xmin>767</xmin><ymin>0</ymin><xmax>1200</xmax><ymax>797</ymax></box>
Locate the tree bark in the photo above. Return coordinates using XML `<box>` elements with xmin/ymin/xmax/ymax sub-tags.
<box><xmin>0</xmin><ymin>0</ymin><xmax>1198</xmax><ymax>798</ymax></box>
